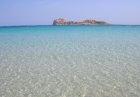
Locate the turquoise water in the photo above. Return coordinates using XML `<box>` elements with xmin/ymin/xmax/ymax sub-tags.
<box><xmin>0</xmin><ymin>26</ymin><xmax>140</xmax><ymax>97</ymax></box>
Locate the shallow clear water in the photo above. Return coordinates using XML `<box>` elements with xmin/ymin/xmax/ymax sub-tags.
<box><xmin>0</xmin><ymin>26</ymin><xmax>140</xmax><ymax>97</ymax></box>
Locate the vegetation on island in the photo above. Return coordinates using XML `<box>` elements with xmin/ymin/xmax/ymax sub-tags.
<box><xmin>53</xmin><ymin>18</ymin><xmax>110</xmax><ymax>25</ymax></box>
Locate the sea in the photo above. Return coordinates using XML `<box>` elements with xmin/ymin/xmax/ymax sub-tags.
<box><xmin>0</xmin><ymin>25</ymin><xmax>140</xmax><ymax>97</ymax></box>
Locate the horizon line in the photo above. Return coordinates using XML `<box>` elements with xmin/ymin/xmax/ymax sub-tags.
<box><xmin>1</xmin><ymin>24</ymin><xmax>140</xmax><ymax>27</ymax></box>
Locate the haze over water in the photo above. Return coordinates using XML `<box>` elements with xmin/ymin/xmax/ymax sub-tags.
<box><xmin>0</xmin><ymin>26</ymin><xmax>140</xmax><ymax>97</ymax></box>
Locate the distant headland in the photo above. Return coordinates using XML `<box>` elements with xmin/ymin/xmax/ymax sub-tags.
<box><xmin>53</xmin><ymin>18</ymin><xmax>110</xmax><ymax>26</ymax></box>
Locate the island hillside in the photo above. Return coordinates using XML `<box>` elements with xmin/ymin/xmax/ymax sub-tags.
<box><xmin>53</xmin><ymin>18</ymin><xmax>110</xmax><ymax>25</ymax></box>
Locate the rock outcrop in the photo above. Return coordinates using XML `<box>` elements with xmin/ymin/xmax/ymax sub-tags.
<box><xmin>53</xmin><ymin>18</ymin><xmax>110</xmax><ymax>25</ymax></box>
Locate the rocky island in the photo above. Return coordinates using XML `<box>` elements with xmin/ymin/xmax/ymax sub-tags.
<box><xmin>53</xmin><ymin>18</ymin><xmax>110</xmax><ymax>25</ymax></box>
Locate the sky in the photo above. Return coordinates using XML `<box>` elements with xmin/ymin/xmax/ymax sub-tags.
<box><xmin>0</xmin><ymin>0</ymin><xmax>140</xmax><ymax>26</ymax></box>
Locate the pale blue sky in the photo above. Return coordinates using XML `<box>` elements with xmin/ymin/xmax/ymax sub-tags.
<box><xmin>0</xmin><ymin>0</ymin><xmax>140</xmax><ymax>26</ymax></box>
